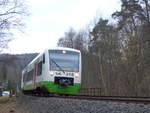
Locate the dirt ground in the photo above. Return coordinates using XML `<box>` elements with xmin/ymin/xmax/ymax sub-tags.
<box><xmin>0</xmin><ymin>96</ymin><xmax>31</xmax><ymax>113</ymax></box>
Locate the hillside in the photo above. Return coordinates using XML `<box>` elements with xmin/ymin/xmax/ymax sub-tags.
<box><xmin>0</xmin><ymin>53</ymin><xmax>38</xmax><ymax>90</ymax></box>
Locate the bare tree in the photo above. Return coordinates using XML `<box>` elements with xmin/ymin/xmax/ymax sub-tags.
<box><xmin>57</xmin><ymin>28</ymin><xmax>75</xmax><ymax>48</ymax></box>
<box><xmin>57</xmin><ymin>28</ymin><xmax>88</xmax><ymax>51</ymax></box>
<box><xmin>0</xmin><ymin>0</ymin><xmax>28</xmax><ymax>52</ymax></box>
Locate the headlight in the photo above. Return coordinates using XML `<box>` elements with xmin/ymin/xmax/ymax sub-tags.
<box><xmin>75</xmin><ymin>73</ymin><xmax>79</xmax><ymax>77</ymax></box>
<box><xmin>50</xmin><ymin>71</ymin><xmax>54</xmax><ymax>75</ymax></box>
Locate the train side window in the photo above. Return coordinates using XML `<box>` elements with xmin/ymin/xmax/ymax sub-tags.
<box><xmin>29</xmin><ymin>70</ymin><xmax>34</xmax><ymax>80</ymax></box>
<box><xmin>43</xmin><ymin>54</ymin><xmax>45</xmax><ymax>63</ymax></box>
<box><xmin>23</xmin><ymin>73</ymin><xmax>27</xmax><ymax>82</ymax></box>
<box><xmin>26</xmin><ymin>70</ymin><xmax>34</xmax><ymax>81</ymax></box>
<box><xmin>37</xmin><ymin>61</ymin><xmax>42</xmax><ymax>76</ymax></box>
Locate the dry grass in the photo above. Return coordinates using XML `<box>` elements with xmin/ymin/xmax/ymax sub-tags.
<box><xmin>0</xmin><ymin>96</ymin><xmax>31</xmax><ymax>113</ymax></box>
<box><xmin>0</xmin><ymin>96</ymin><xmax>11</xmax><ymax>103</ymax></box>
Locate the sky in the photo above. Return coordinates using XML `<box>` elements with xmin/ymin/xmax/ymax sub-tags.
<box><xmin>5</xmin><ymin>0</ymin><xmax>121</xmax><ymax>54</ymax></box>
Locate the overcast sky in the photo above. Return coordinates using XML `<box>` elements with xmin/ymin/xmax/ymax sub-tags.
<box><xmin>5</xmin><ymin>0</ymin><xmax>121</xmax><ymax>54</ymax></box>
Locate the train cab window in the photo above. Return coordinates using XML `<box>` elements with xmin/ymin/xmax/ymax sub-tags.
<box><xmin>37</xmin><ymin>61</ymin><xmax>42</xmax><ymax>76</ymax></box>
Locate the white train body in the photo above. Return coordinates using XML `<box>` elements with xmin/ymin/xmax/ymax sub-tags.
<box><xmin>21</xmin><ymin>47</ymin><xmax>81</xmax><ymax>94</ymax></box>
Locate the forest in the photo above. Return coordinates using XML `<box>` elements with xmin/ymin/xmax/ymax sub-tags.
<box><xmin>0</xmin><ymin>0</ymin><xmax>150</xmax><ymax>97</ymax></box>
<box><xmin>57</xmin><ymin>0</ymin><xmax>150</xmax><ymax>97</ymax></box>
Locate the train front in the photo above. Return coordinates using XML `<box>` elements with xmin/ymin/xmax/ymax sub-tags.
<box><xmin>47</xmin><ymin>49</ymin><xmax>81</xmax><ymax>94</ymax></box>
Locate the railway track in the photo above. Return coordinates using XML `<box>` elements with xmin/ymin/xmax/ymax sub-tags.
<box><xmin>53</xmin><ymin>95</ymin><xmax>150</xmax><ymax>104</ymax></box>
<box><xmin>26</xmin><ymin>93</ymin><xmax>150</xmax><ymax>104</ymax></box>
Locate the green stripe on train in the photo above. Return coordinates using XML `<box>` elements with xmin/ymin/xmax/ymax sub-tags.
<box><xmin>23</xmin><ymin>81</ymin><xmax>81</xmax><ymax>94</ymax></box>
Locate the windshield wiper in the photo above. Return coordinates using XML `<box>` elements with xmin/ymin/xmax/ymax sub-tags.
<box><xmin>50</xmin><ymin>58</ymin><xmax>65</xmax><ymax>74</ymax></box>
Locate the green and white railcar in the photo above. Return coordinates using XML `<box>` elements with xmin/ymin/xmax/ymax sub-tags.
<box><xmin>21</xmin><ymin>47</ymin><xmax>81</xmax><ymax>94</ymax></box>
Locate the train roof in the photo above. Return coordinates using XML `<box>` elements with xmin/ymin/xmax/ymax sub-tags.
<box><xmin>45</xmin><ymin>47</ymin><xmax>81</xmax><ymax>53</ymax></box>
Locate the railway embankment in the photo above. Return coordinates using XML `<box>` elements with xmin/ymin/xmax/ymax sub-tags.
<box><xmin>16</xmin><ymin>95</ymin><xmax>150</xmax><ymax>113</ymax></box>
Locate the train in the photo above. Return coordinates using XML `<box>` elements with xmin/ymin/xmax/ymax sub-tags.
<box><xmin>21</xmin><ymin>47</ymin><xmax>82</xmax><ymax>95</ymax></box>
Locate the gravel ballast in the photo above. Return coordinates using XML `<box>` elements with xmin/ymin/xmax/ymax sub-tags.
<box><xmin>17</xmin><ymin>95</ymin><xmax>150</xmax><ymax>113</ymax></box>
